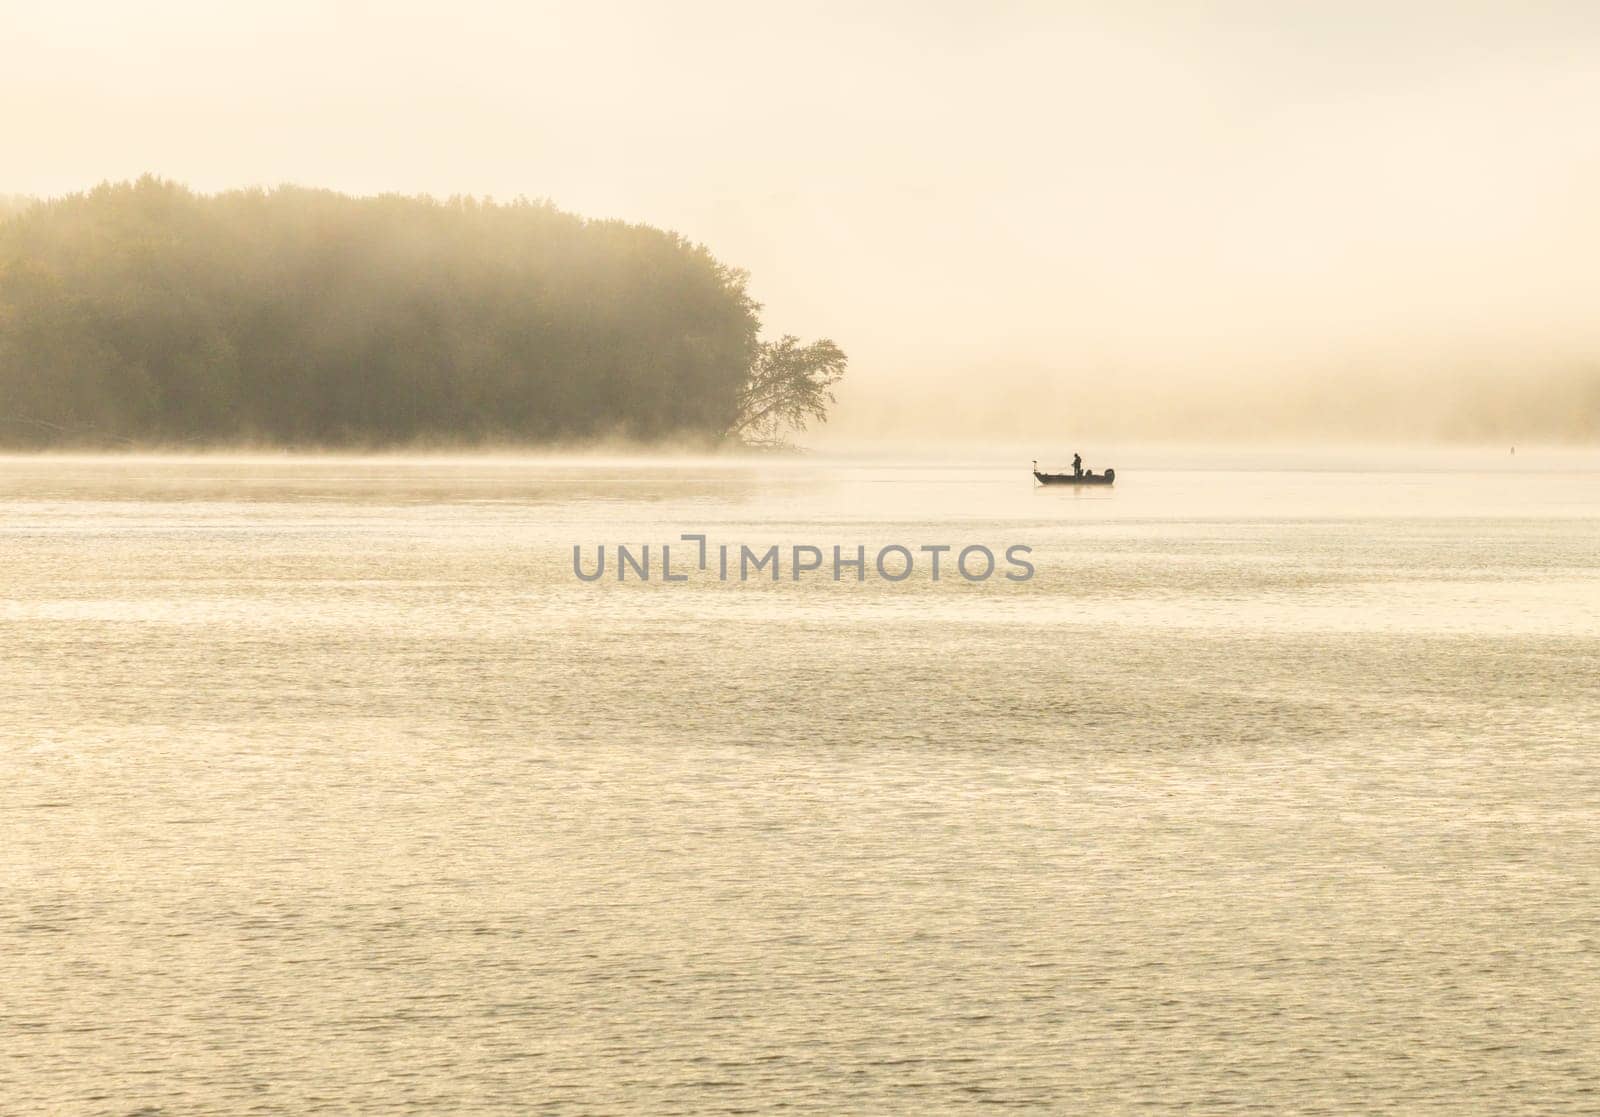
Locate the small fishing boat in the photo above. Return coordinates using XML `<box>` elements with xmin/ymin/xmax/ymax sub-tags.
<box><xmin>1033</xmin><ymin>460</ymin><xmax>1115</xmax><ymax>486</ymax></box>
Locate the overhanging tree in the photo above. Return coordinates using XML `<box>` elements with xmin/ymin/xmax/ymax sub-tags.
<box><xmin>730</xmin><ymin>335</ymin><xmax>847</xmax><ymax>446</ymax></box>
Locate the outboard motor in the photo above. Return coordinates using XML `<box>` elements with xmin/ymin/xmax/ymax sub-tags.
<box><xmin>1105</xmin><ymin>468</ymin><xmax>1115</xmax><ymax>483</ymax></box>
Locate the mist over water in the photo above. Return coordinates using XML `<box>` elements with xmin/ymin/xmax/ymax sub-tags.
<box><xmin>4</xmin><ymin>450</ymin><xmax>1597</xmax><ymax>1112</ymax></box>
<box><xmin>8</xmin><ymin>1</ymin><xmax>1600</xmax><ymax>1110</ymax></box>
<box><xmin>10</xmin><ymin>4</ymin><xmax>1600</xmax><ymax>447</ymax></box>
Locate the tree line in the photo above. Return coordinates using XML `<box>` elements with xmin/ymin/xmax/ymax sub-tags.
<box><xmin>0</xmin><ymin>177</ymin><xmax>844</xmax><ymax>447</ymax></box>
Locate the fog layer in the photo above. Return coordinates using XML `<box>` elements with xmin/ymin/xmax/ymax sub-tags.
<box><xmin>6</xmin><ymin>2</ymin><xmax>1600</xmax><ymax>442</ymax></box>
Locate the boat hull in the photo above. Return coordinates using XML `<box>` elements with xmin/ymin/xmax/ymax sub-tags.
<box><xmin>1034</xmin><ymin>470</ymin><xmax>1114</xmax><ymax>486</ymax></box>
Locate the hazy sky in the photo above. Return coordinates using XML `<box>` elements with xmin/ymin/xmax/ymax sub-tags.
<box><xmin>7</xmin><ymin>2</ymin><xmax>1600</xmax><ymax>440</ymax></box>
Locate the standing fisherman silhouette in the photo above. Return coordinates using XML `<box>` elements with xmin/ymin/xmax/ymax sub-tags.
<box><xmin>1072</xmin><ymin>452</ymin><xmax>1083</xmax><ymax>478</ymax></box>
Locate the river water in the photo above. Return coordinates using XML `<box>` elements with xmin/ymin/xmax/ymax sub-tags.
<box><xmin>3</xmin><ymin>450</ymin><xmax>1598</xmax><ymax>1113</ymax></box>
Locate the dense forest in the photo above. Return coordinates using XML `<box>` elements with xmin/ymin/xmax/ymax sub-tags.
<box><xmin>0</xmin><ymin>178</ymin><xmax>844</xmax><ymax>447</ymax></box>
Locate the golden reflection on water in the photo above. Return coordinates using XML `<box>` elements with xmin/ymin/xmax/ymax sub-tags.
<box><xmin>3</xmin><ymin>452</ymin><xmax>1598</xmax><ymax>1113</ymax></box>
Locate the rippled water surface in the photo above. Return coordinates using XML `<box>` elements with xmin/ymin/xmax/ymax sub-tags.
<box><xmin>4</xmin><ymin>451</ymin><xmax>1598</xmax><ymax>1114</ymax></box>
